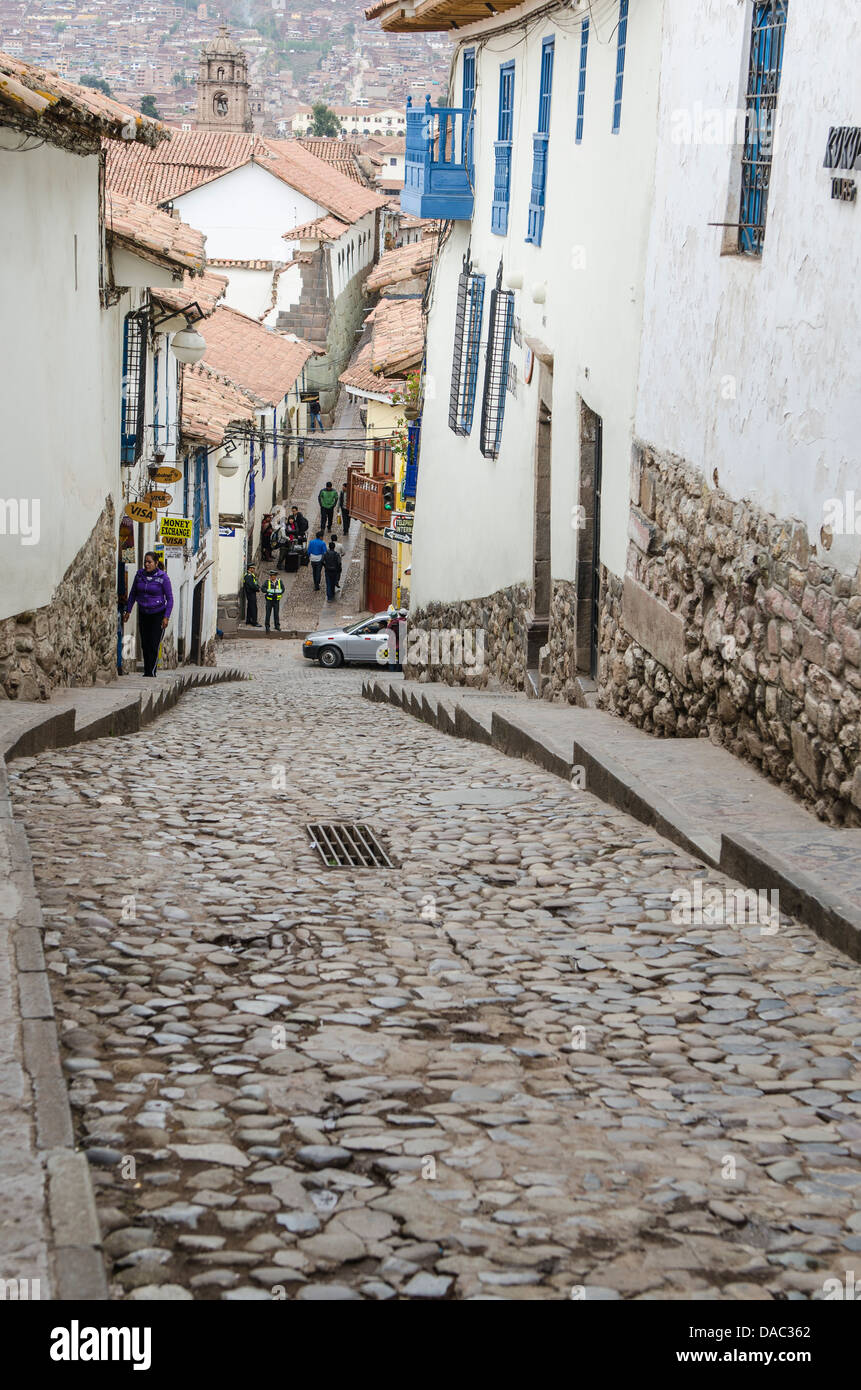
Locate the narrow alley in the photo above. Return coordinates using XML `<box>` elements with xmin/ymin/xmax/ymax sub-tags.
<box><xmin>8</xmin><ymin>639</ymin><xmax>861</xmax><ymax>1303</ymax></box>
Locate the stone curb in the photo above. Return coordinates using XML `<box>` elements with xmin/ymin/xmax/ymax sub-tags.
<box><xmin>362</xmin><ymin>677</ymin><xmax>861</xmax><ymax>964</ymax></box>
<box><xmin>1</xmin><ymin>664</ymin><xmax>245</xmax><ymax>1301</ymax></box>
<box><xmin>721</xmin><ymin>833</ymin><xmax>861</xmax><ymax>964</ymax></box>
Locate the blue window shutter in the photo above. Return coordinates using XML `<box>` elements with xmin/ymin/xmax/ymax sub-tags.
<box><xmin>491</xmin><ymin>62</ymin><xmax>514</xmax><ymax>235</ymax></box>
<box><xmin>463</xmin><ymin>48</ymin><xmax>475</xmax><ymax>170</ymax></box>
<box><xmin>193</xmin><ymin>447</ymin><xmax>204</xmax><ymax>552</ymax></box>
<box><xmin>612</xmin><ymin>0</ymin><xmax>629</xmax><ymax>134</ymax></box>
<box><xmin>576</xmin><ymin>18</ymin><xmax>589</xmax><ymax>144</ymax></box>
<box><xmin>403</xmin><ymin>421</ymin><xmax>420</xmax><ymax>497</ymax></box>
<box><xmin>202</xmin><ymin>451</ymin><xmax>210</xmax><ymax>533</ymax></box>
<box><xmin>249</xmin><ymin>434</ymin><xmax>255</xmax><ymax>512</ymax></box>
<box><xmin>526</xmin><ymin>37</ymin><xmax>554</xmax><ymax>245</ymax></box>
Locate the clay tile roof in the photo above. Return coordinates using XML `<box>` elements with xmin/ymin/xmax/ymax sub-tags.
<box><xmin>151</xmin><ymin>268</ymin><xmax>228</xmax><ymax>318</ymax></box>
<box><xmin>105</xmin><ymin>190</ymin><xmax>206</xmax><ymax>275</ymax></box>
<box><xmin>207</xmin><ymin>258</ymin><xmax>276</xmax><ymax>271</ymax></box>
<box><xmin>181</xmin><ymin>362</ymin><xmax>256</xmax><ymax>447</ymax></box>
<box><xmin>297</xmin><ymin>137</ymin><xmax>368</xmax><ymax>186</ymax></box>
<box><xmin>0</xmin><ymin>50</ymin><xmax>166</xmax><ymax>148</ymax></box>
<box><xmin>364</xmin><ymin>234</ymin><xmax>437</xmax><ymax>292</ymax></box>
<box><xmin>369</xmin><ymin>295</ymin><xmax>424</xmax><ymax>376</ymax></box>
<box><xmin>339</xmin><ymin>340</ymin><xmax>401</xmax><ymax>400</ymax></box>
<box><xmin>282</xmin><ymin>214</ymin><xmax>349</xmax><ymax>242</ymax></box>
<box><xmin>200</xmin><ymin>304</ymin><xmax>316</xmax><ymax>406</ymax></box>
<box><xmin>104</xmin><ymin>131</ymin><xmax>388</xmax><ymax>225</ymax></box>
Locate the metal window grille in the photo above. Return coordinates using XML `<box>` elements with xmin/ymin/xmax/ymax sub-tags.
<box><xmin>492</xmin><ymin>61</ymin><xmax>515</xmax><ymax>235</ymax></box>
<box><xmin>120</xmin><ymin>310</ymin><xmax>147</xmax><ymax>465</ymax></box>
<box><xmin>576</xmin><ymin>18</ymin><xmax>589</xmax><ymax>144</ymax></box>
<box><xmin>526</xmin><ymin>38</ymin><xmax>554</xmax><ymax>246</ymax></box>
<box><xmin>480</xmin><ymin>267</ymin><xmax>515</xmax><ymax>459</ymax></box>
<box><xmin>193</xmin><ymin>446</ymin><xmax>209</xmax><ymax>551</ymax></box>
<box><xmin>739</xmin><ymin>0</ymin><xmax>789</xmax><ymax>256</ymax></box>
<box><xmin>611</xmin><ymin>0</ymin><xmax>629</xmax><ymax>134</ymax></box>
<box><xmin>448</xmin><ymin>261</ymin><xmax>486</xmax><ymax>436</ymax></box>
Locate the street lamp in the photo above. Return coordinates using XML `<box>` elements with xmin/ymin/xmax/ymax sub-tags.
<box><xmin>170</xmin><ymin>326</ymin><xmax>206</xmax><ymax>364</ymax></box>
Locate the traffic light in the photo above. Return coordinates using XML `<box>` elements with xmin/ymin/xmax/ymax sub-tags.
<box><xmin>382</xmin><ymin>483</ymin><xmax>395</xmax><ymax>511</ymax></box>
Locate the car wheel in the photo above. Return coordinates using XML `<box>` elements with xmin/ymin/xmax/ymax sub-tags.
<box><xmin>320</xmin><ymin>646</ymin><xmax>343</xmax><ymax>669</ymax></box>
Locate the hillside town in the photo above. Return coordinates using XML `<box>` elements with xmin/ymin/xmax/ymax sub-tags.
<box><xmin>1</xmin><ymin>0</ymin><xmax>861</xmax><ymax>1343</ymax></box>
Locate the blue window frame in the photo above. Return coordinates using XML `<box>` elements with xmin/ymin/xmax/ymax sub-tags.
<box><xmin>249</xmin><ymin>433</ymin><xmax>255</xmax><ymax>512</ymax></box>
<box><xmin>480</xmin><ymin>271</ymin><xmax>515</xmax><ymax>459</ymax></box>
<box><xmin>739</xmin><ymin>1</ymin><xmax>789</xmax><ymax>256</ymax></box>
<box><xmin>449</xmin><ymin>264</ymin><xmax>486</xmax><ymax>435</ymax></box>
<box><xmin>462</xmin><ymin>47</ymin><xmax>475</xmax><ymax>171</ymax></box>
<box><xmin>491</xmin><ymin>61</ymin><xmax>514</xmax><ymax>235</ymax></box>
<box><xmin>611</xmin><ymin>0</ymin><xmax>629</xmax><ymax>134</ymax></box>
<box><xmin>576</xmin><ymin>18</ymin><xmax>589</xmax><ymax>144</ymax></box>
<box><xmin>152</xmin><ymin>345</ymin><xmax>159</xmax><ymax>451</ymax></box>
<box><xmin>192</xmin><ymin>446</ymin><xmax>209</xmax><ymax>552</ymax></box>
<box><xmin>526</xmin><ymin>37</ymin><xmax>554</xmax><ymax>246</ymax></box>
<box><xmin>403</xmin><ymin>421</ymin><xmax>420</xmax><ymax>498</ymax></box>
<box><xmin>182</xmin><ymin>456</ymin><xmax>190</xmax><ymax>519</ymax></box>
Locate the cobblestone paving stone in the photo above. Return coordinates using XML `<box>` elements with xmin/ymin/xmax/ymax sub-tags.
<box><xmin>9</xmin><ymin>640</ymin><xmax>861</xmax><ymax>1301</ymax></box>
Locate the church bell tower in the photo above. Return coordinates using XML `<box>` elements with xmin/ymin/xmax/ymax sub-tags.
<box><xmin>195</xmin><ymin>27</ymin><xmax>253</xmax><ymax>133</ymax></box>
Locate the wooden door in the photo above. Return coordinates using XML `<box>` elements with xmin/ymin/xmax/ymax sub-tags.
<box><xmin>365</xmin><ymin>539</ymin><xmax>393</xmax><ymax>614</ymax></box>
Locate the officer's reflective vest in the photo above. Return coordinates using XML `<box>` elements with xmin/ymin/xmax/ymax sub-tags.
<box><xmin>265</xmin><ymin>579</ymin><xmax>283</xmax><ymax>599</ymax></box>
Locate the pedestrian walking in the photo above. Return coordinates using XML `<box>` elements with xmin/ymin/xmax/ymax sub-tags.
<box><xmin>308</xmin><ymin>397</ymin><xmax>324</xmax><ymax>432</ymax></box>
<box><xmin>272</xmin><ymin>518</ymin><xmax>290</xmax><ymax>571</ymax></box>
<box><xmin>124</xmin><ymin>550</ymin><xmax>173</xmax><ymax>677</ymax></box>
<box><xmin>385</xmin><ymin>604</ymin><xmax>403</xmax><ymax>670</ymax></box>
<box><xmin>307</xmin><ymin>530</ymin><xmax>327</xmax><ymax>591</ymax></box>
<box><xmin>322</xmin><ymin>540</ymin><xmax>342</xmax><ymax>601</ymax></box>
<box><xmin>330</xmin><ymin>533</ymin><xmax>345</xmax><ymax>559</ymax></box>
<box><xmin>338</xmin><ymin>484</ymin><xmax>351</xmax><ymax>536</ymax></box>
<box><xmin>243</xmin><ymin>565</ymin><xmax>261</xmax><ymax>626</ymax></box>
<box><xmin>261</xmin><ymin>514</ymin><xmax>274</xmax><ymax>561</ymax></box>
<box><xmin>318</xmin><ymin>481</ymin><xmax>338</xmax><ymax>533</ymax></box>
<box><xmin>264</xmin><ymin>573</ymin><xmax>284</xmax><ymax>631</ymax></box>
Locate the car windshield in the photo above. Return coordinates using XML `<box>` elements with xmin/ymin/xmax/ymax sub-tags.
<box><xmin>345</xmin><ymin>617</ymin><xmax>385</xmax><ymax>635</ymax></box>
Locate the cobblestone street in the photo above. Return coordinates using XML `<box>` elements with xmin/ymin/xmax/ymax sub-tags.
<box><xmin>9</xmin><ymin>640</ymin><xmax>861</xmax><ymax>1302</ymax></box>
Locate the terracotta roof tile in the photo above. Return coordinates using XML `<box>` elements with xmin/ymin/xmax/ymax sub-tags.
<box><xmin>282</xmin><ymin>214</ymin><xmax>349</xmax><ymax>242</ymax></box>
<box><xmin>0</xmin><ymin>50</ymin><xmax>165</xmax><ymax>147</ymax></box>
<box><xmin>200</xmin><ymin>304</ymin><xmax>315</xmax><ymax>406</ymax></box>
<box><xmin>298</xmin><ymin>137</ymin><xmax>368</xmax><ymax>185</ymax></box>
<box><xmin>208</xmin><ymin>258</ymin><xmax>277</xmax><ymax>270</ymax></box>
<box><xmin>151</xmin><ymin>268</ymin><xmax>228</xmax><ymax>318</ymax></box>
<box><xmin>181</xmin><ymin>362</ymin><xmax>256</xmax><ymax>446</ymax></box>
<box><xmin>364</xmin><ymin>234</ymin><xmax>436</xmax><ymax>292</ymax></box>
<box><xmin>339</xmin><ymin>340</ymin><xmax>401</xmax><ymax>400</ymax></box>
<box><xmin>105</xmin><ymin>190</ymin><xmax>206</xmax><ymax>275</ymax></box>
<box><xmin>369</xmin><ymin>295</ymin><xmax>424</xmax><ymax>376</ymax></box>
<box><xmin>105</xmin><ymin>132</ymin><xmax>388</xmax><ymax>225</ymax></box>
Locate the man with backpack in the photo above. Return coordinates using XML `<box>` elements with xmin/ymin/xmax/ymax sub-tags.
<box><xmin>318</xmin><ymin>481</ymin><xmax>338</xmax><ymax>534</ymax></box>
<box><xmin>264</xmin><ymin>573</ymin><xmax>284</xmax><ymax>632</ymax></box>
<box><xmin>322</xmin><ymin>540</ymin><xmax>342</xmax><ymax>601</ymax></box>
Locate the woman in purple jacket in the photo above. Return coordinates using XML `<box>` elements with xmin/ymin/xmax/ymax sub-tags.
<box><xmin>123</xmin><ymin>551</ymin><xmax>174</xmax><ymax>677</ymax></box>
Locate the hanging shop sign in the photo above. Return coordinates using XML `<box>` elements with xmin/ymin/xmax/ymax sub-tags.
<box><xmin>384</xmin><ymin>512</ymin><xmax>413</xmax><ymax>544</ymax></box>
<box><xmin>159</xmin><ymin>516</ymin><xmax>193</xmax><ymax>543</ymax></box>
<box><xmin>142</xmin><ymin>490</ymin><xmax>173</xmax><ymax>509</ymax></box>
<box><xmin>153</xmin><ymin>546</ymin><xmax>166</xmax><ymax>568</ymax></box>
<box><xmin>124</xmin><ymin>500</ymin><xmax>155</xmax><ymax>524</ymax></box>
<box><xmin>151</xmin><ymin>466</ymin><xmax>183</xmax><ymax>484</ymax></box>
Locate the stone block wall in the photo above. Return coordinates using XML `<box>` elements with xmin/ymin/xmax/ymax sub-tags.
<box><xmin>0</xmin><ymin>499</ymin><xmax>117</xmax><ymax>701</ymax></box>
<box><xmin>597</xmin><ymin>444</ymin><xmax>861</xmax><ymax>824</ymax></box>
<box><xmin>545</xmin><ymin>579</ymin><xmax>578</xmax><ymax>701</ymax></box>
<box><xmin>404</xmin><ymin>583</ymin><xmax>531</xmax><ymax>690</ymax></box>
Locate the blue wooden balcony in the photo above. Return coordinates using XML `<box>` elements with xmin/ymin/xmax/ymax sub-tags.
<box><xmin>402</xmin><ymin>96</ymin><xmax>474</xmax><ymax>221</ymax></box>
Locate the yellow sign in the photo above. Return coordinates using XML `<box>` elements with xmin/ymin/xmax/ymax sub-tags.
<box><xmin>152</xmin><ymin>466</ymin><xmax>183</xmax><ymax>484</ymax></box>
<box><xmin>153</xmin><ymin>546</ymin><xmax>166</xmax><ymax>568</ymax></box>
<box><xmin>159</xmin><ymin>516</ymin><xmax>193</xmax><ymax>541</ymax></box>
<box><xmin>143</xmin><ymin>490</ymin><xmax>173</xmax><ymax>509</ymax></box>
<box><xmin>124</xmin><ymin>501</ymin><xmax>155</xmax><ymax>524</ymax></box>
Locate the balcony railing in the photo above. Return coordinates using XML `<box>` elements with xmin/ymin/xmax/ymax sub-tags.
<box><xmin>348</xmin><ymin>465</ymin><xmax>390</xmax><ymax>528</ymax></box>
<box><xmin>402</xmin><ymin>96</ymin><xmax>474</xmax><ymax>221</ymax></box>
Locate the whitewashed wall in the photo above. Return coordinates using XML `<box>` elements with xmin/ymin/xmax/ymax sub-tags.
<box><xmin>636</xmin><ymin>0</ymin><xmax>861</xmax><ymax>575</ymax></box>
<box><xmin>411</xmin><ymin>0</ymin><xmax>664</xmax><ymax>608</ymax></box>
<box><xmin>173</xmin><ymin>163</ymin><xmax>320</xmax><ymax>264</ymax></box>
<box><xmin>0</xmin><ymin>135</ymin><xmax>119</xmax><ymax>618</ymax></box>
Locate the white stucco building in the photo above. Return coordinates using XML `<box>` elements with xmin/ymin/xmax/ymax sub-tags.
<box><xmin>369</xmin><ymin>0</ymin><xmax>861</xmax><ymax>823</ymax></box>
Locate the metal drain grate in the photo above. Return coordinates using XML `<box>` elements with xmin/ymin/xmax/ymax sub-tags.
<box><xmin>306</xmin><ymin>822</ymin><xmax>395</xmax><ymax>869</ymax></box>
